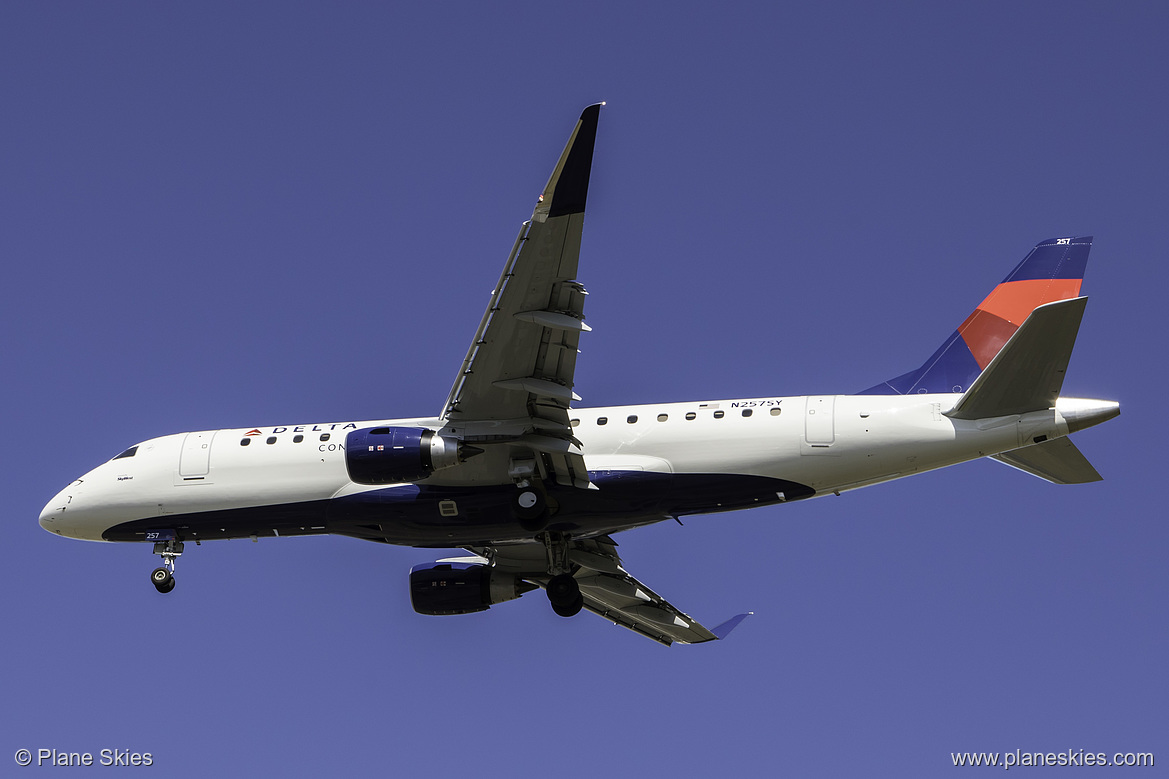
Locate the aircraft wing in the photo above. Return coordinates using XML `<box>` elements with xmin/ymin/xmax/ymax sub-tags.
<box><xmin>471</xmin><ymin>536</ymin><xmax>750</xmax><ymax>646</ymax></box>
<box><xmin>439</xmin><ymin>106</ymin><xmax>601</xmax><ymax>488</ymax></box>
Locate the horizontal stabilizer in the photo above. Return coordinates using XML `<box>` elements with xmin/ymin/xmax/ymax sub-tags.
<box><xmin>947</xmin><ymin>297</ymin><xmax>1087</xmax><ymax>420</ymax></box>
<box><xmin>992</xmin><ymin>437</ymin><xmax>1102</xmax><ymax>484</ymax></box>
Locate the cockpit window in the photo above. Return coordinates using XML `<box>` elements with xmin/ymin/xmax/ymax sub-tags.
<box><xmin>113</xmin><ymin>446</ymin><xmax>139</xmax><ymax>460</ymax></box>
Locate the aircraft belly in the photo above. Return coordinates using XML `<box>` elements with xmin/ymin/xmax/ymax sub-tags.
<box><xmin>101</xmin><ymin>499</ymin><xmax>333</xmax><ymax>542</ymax></box>
<box><xmin>99</xmin><ymin>466</ymin><xmax>349</xmax><ymax>543</ymax></box>
<box><xmin>327</xmin><ymin>470</ymin><xmax>815</xmax><ymax>546</ymax></box>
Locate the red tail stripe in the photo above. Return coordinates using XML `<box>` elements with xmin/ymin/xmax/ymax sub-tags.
<box><xmin>957</xmin><ymin>278</ymin><xmax>1083</xmax><ymax>370</ymax></box>
<box><xmin>971</xmin><ymin>278</ymin><xmax>1083</xmax><ymax>327</ymax></box>
<box><xmin>959</xmin><ymin>311</ymin><xmax>1017</xmax><ymax>369</ymax></box>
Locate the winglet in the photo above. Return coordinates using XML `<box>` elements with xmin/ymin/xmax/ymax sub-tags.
<box><xmin>539</xmin><ymin>103</ymin><xmax>603</xmax><ymax>218</ymax></box>
<box><xmin>712</xmin><ymin>611</ymin><xmax>753</xmax><ymax>640</ymax></box>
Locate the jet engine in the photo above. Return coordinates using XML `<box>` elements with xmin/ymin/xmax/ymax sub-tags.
<box><xmin>409</xmin><ymin>562</ymin><xmax>536</xmax><ymax>616</ymax></box>
<box><xmin>345</xmin><ymin>426</ymin><xmax>467</xmax><ymax>484</ymax></box>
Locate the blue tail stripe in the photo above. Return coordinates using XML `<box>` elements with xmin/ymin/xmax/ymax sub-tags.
<box><xmin>1002</xmin><ymin>236</ymin><xmax>1092</xmax><ymax>282</ymax></box>
<box><xmin>860</xmin><ymin>329</ymin><xmax>981</xmax><ymax>395</ymax></box>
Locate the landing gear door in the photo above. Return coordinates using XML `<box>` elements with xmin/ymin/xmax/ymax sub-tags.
<box><xmin>802</xmin><ymin>395</ymin><xmax>838</xmax><ymax>455</ymax></box>
<box><xmin>176</xmin><ymin>431</ymin><xmax>218</xmax><ymax>484</ymax></box>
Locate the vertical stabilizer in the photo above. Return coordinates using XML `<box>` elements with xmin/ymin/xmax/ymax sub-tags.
<box><xmin>861</xmin><ymin>236</ymin><xmax>1091</xmax><ymax>395</ymax></box>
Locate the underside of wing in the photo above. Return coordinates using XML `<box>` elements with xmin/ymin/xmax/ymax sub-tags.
<box><xmin>473</xmin><ymin>536</ymin><xmax>748</xmax><ymax>646</ymax></box>
<box><xmin>438</xmin><ymin>105</ymin><xmax>602</xmax><ymax>489</ymax></box>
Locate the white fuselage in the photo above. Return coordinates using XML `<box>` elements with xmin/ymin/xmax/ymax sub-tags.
<box><xmin>39</xmin><ymin>393</ymin><xmax>1112</xmax><ymax>545</ymax></box>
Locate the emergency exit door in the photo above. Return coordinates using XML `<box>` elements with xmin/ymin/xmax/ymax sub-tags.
<box><xmin>177</xmin><ymin>431</ymin><xmax>217</xmax><ymax>482</ymax></box>
<box><xmin>803</xmin><ymin>395</ymin><xmax>836</xmax><ymax>452</ymax></box>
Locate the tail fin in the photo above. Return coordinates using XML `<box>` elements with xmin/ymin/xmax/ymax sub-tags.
<box><xmin>861</xmin><ymin>236</ymin><xmax>1092</xmax><ymax>395</ymax></box>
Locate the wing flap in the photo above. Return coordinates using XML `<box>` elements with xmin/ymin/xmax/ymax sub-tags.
<box><xmin>576</xmin><ymin>572</ymin><xmax>720</xmax><ymax>645</ymax></box>
<box><xmin>476</xmin><ymin>535</ymin><xmax>729</xmax><ymax>646</ymax></box>
<box><xmin>442</xmin><ymin>223</ymin><xmax>588</xmax><ymax>422</ymax></box>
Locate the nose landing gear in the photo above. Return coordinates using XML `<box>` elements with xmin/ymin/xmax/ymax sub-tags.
<box><xmin>150</xmin><ymin>539</ymin><xmax>183</xmax><ymax>594</ymax></box>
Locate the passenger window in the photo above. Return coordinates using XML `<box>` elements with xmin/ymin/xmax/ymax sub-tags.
<box><xmin>293</xmin><ymin>434</ymin><xmax>304</xmax><ymax>443</ymax></box>
<box><xmin>657</xmin><ymin>413</ymin><xmax>668</xmax><ymax>422</ymax></box>
<box><xmin>320</xmin><ymin>433</ymin><xmax>331</xmax><ymax>441</ymax></box>
<box><xmin>627</xmin><ymin>415</ymin><xmax>638</xmax><ymax>424</ymax></box>
<box><xmin>266</xmin><ymin>437</ymin><xmax>277</xmax><ymax>445</ymax></box>
<box><xmin>742</xmin><ymin>409</ymin><xmax>753</xmax><ymax>417</ymax></box>
<box><xmin>713</xmin><ymin>411</ymin><xmax>725</xmax><ymax>419</ymax></box>
<box><xmin>685</xmin><ymin>412</ymin><xmax>696</xmax><ymax>421</ymax></box>
<box><xmin>240</xmin><ymin>438</ymin><xmax>251</xmax><ymax>446</ymax></box>
<box><xmin>770</xmin><ymin>407</ymin><xmax>782</xmax><ymax>416</ymax></box>
<box><xmin>597</xmin><ymin>417</ymin><xmax>608</xmax><ymax>426</ymax></box>
<box><xmin>570</xmin><ymin>419</ymin><xmax>580</xmax><ymax>427</ymax></box>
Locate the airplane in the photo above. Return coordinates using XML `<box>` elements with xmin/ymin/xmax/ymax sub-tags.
<box><xmin>39</xmin><ymin>104</ymin><xmax>1119</xmax><ymax>645</ymax></box>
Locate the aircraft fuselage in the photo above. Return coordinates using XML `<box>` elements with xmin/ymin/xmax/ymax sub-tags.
<box><xmin>39</xmin><ymin>393</ymin><xmax>1117</xmax><ymax>548</ymax></box>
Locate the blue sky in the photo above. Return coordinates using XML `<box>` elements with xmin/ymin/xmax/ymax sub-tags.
<box><xmin>2</xmin><ymin>3</ymin><xmax>1163</xmax><ymax>776</ymax></box>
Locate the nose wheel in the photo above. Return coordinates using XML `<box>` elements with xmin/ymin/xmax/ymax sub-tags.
<box><xmin>151</xmin><ymin>567</ymin><xmax>175</xmax><ymax>593</ymax></box>
<box><xmin>150</xmin><ymin>538</ymin><xmax>184</xmax><ymax>594</ymax></box>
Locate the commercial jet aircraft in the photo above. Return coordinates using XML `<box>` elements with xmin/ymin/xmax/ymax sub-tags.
<box><xmin>40</xmin><ymin>105</ymin><xmax>1119</xmax><ymax>645</ymax></box>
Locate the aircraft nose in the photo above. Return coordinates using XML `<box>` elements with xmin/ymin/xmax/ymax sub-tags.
<box><xmin>39</xmin><ymin>483</ymin><xmax>80</xmax><ymax>536</ymax></box>
<box><xmin>39</xmin><ymin>489</ymin><xmax>69</xmax><ymax>532</ymax></box>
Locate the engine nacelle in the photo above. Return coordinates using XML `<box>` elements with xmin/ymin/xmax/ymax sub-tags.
<box><xmin>345</xmin><ymin>426</ymin><xmax>462</xmax><ymax>484</ymax></box>
<box><xmin>409</xmin><ymin>562</ymin><xmax>534</xmax><ymax>616</ymax></box>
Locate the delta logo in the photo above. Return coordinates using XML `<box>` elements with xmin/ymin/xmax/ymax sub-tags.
<box><xmin>243</xmin><ymin>424</ymin><xmax>358</xmax><ymax>436</ymax></box>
